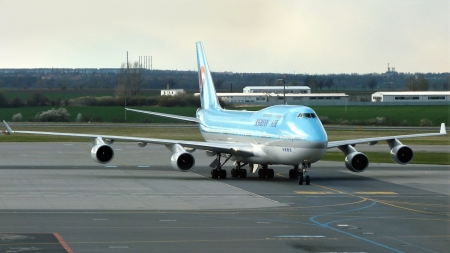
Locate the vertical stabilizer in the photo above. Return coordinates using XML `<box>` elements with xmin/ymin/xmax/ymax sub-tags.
<box><xmin>196</xmin><ymin>42</ymin><xmax>222</xmax><ymax>110</ymax></box>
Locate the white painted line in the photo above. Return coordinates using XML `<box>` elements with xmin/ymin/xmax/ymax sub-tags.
<box><xmin>159</xmin><ymin>220</ymin><xmax>177</xmax><ymax>222</ymax></box>
<box><xmin>275</xmin><ymin>235</ymin><xmax>325</xmax><ymax>238</ymax></box>
<box><xmin>138</xmin><ymin>165</ymin><xmax>150</xmax><ymax>168</ymax></box>
<box><xmin>114</xmin><ymin>149</ymin><xmax>123</xmax><ymax>151</ymax></box>
<box><xmin>337</xmin><ymin>224</ymin><xmax>349</xmax><ymax>227</ymax></box>
<box><xmin>105</xmin><ymin>165</ymin><xmax>117</xmax><ymax>168</ymax></box>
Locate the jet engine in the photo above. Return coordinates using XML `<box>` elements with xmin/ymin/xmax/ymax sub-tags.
<box><xmin>171</xmin><ymin>151</ymin><xmax>195</xmax><ymax>172</ymax></box>
<box><xmin>345</xmin><ymin>152</ymin><xmax>369</xmax><ymax>172</ymax></box>
<box><xmin>390</xmin><ymin>145</ymin><xmax>413</xmax><ymax>165</ymax></box>
<box><xmin>91</xmin><ymin>144</ymin><xmax>114</xmax><ymax>164</ymax></box>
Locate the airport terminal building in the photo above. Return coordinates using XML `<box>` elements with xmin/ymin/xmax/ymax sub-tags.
<box><xmin>243</xmin><ymin>86</ymin><xmax>311</xmax><ymax>94</ymax></box>
<box><xmin>371</xmin><ymin>91</ymin><xmax>450</xmax><ymax>102</ymax></box>
<box><xmin>193</xmin><ymin>92</ymin><xmax>349</xmax><ymax>106</ymax></box>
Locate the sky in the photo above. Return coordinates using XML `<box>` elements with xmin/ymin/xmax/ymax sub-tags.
<box><xmin>0</xmin><ymin>0</ymin><xmax>448</xmax><ymax>74</ymax></box>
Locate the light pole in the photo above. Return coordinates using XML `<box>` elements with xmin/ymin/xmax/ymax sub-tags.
<box><xmin>277</xmin><ymin>78</ymin><xmax>287</xmax><ymax>105</ymax></box>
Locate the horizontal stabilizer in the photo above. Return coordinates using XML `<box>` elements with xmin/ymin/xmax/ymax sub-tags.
<box><xmin>126</xmin><ymin>108</ymin><xmax>199</xmax><ymax>123</ymax></box>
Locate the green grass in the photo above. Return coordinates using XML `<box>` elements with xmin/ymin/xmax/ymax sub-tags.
<box><xmin>0</xmin><ymin>106</ymin><xmax>198</xmax><ymax>123</ymax></box>
<box><xmin>1</xmin><ymin>105</ymin><xmax>449</xmax><ymax>126</ymax></box>
<box><xmin>2</xmin><ymin>89</ymin><xmax>115</xmax><ymax>100</ymax></box>
<box><xmin>322</xmin><ymin>152</ymin><xmax>449</xmax><ymax>165</ymax></box>
<box><xmin>1</xmin><ymin>89</ymin><xmax>164</xmax><ymax>101</ymax></box>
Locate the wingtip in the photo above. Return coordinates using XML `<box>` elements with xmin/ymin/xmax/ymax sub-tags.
<box><xmin>440</xmin><ymin>123</ymin><xmax>447</xmax><ymax>134</ymax></box>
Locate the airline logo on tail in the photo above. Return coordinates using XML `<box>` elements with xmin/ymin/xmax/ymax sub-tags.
<box><xmin>199</xmin><ymin>66</ymin><xmax>206</xmax><ymax>97</ymax></box>
<box><xmin>196</xmin><ymin>42</ymin><xmax>221</xmax><ymax>110</ymax></box>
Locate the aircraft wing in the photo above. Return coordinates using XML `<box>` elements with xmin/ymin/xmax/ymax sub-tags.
<box><xmin>327</xmin><ymin>123</ymin><xmax>447</xmax><ymax>149</ymax></box>
<box><xmin>3</xmin><ymin>121</ymin><xmax>253</xmax><ymax>157</ymax></box>
<box><xmin>126</xmin><ymin>108</ymin><xmax>199</xmax><ymax>123</ymax></box>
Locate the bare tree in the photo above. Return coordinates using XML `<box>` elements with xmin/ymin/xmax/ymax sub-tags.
<box><xmin>167</xmin><ymin>77</ymin><xmax>176</xmax><ymax>89</ymax></box>
<box><xmin>115</xmin><ymin>61</ymin><xmax>145</xmax><ymax>98</ymax></box>
<box><xmin>317</xmin><ymin>79</ymin><xmax>325</xmax><ymax>90</ymax></box>
<box><xmin>115</xmin><ymin>63</ymin><xmax>128</xmax><ymax>98</ymax></box>
<box><xmin>367</xmin><ymin>78</ymin><xmax>377</xmax><ymax>91</ymax></box>
<box><xmin>214</xmin><ymin>79</ymin><xmax>224</xmax><ymax>90</ymax></box>
<box><xmin>325</xmin><ymin>78</ymin><xmax>334</xmax><ymax>90</ymax></box>
<box><xmin>405</xmin><ymin>75</ymin><xmax>429</xmax><ymax>91</ymax></box>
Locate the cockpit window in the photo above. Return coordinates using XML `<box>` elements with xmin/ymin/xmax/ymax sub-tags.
<box><xmin>298</xmin><ymin>113</ymin><xmax>316</xmax><ymax>118</ymax></box>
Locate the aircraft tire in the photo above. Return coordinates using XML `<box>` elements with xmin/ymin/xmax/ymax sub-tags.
<box><xmin>220</xmin><ymin>170</ymin><xmax>227</xmax><ymax>179</ymax></box>
<box><xmin>298</xmin><ymin>173</ymin><xmax>303</xmax><ymax>185</ymax></box>
<box><xmin>211</xmin><ymin>169</ymin><xmax>218</xmax><ymax>179</ymax></box>
<box><xmin>305</xmin><ymin>175</ymin><xmax>310</xmax><ymax>185</ymax></box>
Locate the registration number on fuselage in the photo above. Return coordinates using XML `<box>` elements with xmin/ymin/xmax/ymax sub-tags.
<box><xmin>282</xmin><ymin>147</ymin><xmax>293</xmax><ymax>152</ymax></box>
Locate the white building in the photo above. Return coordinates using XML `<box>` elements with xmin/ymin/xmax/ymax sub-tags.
<box><xmin>243</xmin><ymin>86</ymin><xmax>311</xmax><ymax>94</ymax></box>
<box><xmin>195</xmin><ymin>92</ymin><xmax>348</xmax><ymax>105</ymax></box>
<box><xmin>371</xmin><ymin>91</ymin><xmax>450</xmax><ymax>102</ymax></box>
<box><xmin>161</xmin><ymin>89</ymin><xmax>186</xmax><ymax>96</ymax></box>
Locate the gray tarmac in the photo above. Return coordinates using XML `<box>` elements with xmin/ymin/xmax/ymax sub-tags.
<box><xmin>0</xmin><ymin>142</ymin><xmax>448</xmax><ymax>253</ymax></box>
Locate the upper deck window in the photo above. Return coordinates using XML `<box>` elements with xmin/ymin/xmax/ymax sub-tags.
<box><xmin>298</xmin><ymin>113</ymin><xmax>316</xmax><ymax>118</ymax></box>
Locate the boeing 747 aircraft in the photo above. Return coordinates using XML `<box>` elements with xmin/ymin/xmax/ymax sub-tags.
<box><xmin>3</xmin><ymin>42</ymin><xmax>447</xmax><ymax>185</ymax></box>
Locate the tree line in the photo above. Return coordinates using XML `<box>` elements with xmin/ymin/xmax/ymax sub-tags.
<box><xmin>0</xmin><ymin>67</ymin><xmax>448</xmax><ymax>95</ymax></box>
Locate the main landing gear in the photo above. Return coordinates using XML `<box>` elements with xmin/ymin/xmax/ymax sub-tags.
<box><xmin>289</xmin><ymin>163</ymin><xmax>310</xmax><ymax>185</ymax></box>
<box><xmin>211</xmin><ymin>153</ymin><xmax>230</xmax><ymax>179</ymax></box>
<box><xmin>258</xmin><ymin>165</ymin><xmax>274</xmax><ymax>179</ymax></box>
<box><xmin>231</xmin><ymin>162</ymin><xmax>247</xmax><ymax>178</ymax></box>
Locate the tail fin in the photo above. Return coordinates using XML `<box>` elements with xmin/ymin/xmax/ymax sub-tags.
<box><xmin>196</xmin><ymin>42</ymin><xmax>222</xmax><ymax>110</ymax></box>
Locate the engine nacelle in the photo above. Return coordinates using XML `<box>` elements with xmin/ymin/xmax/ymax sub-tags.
<box><xmin>91</xmin><ymin>144</ymin><xmax>114</xmax><ymax>164</ymax></box>
<box><xmin>345</xmin><ymin>152</ymin><xmax>369</xmax><ymax>172</ymax></box>
<box><xmin>390</xmin><ymin>145</ymin><xmax>413</xmax><ymax>165</ymax></box>
<box><xmin>171</xmin><ymin>151</ymin><xmax>195</xmax><ymax>172</ymax></box>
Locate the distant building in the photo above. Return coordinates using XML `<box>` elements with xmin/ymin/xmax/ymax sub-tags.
<box><xmin>161</xmin><ymin>89</ymin><xmax>185</xmax><ymax>96</ymax></box>
<box><xmin>195</xmin><ymin>92</ymin><xmax>348</xmax><ymax>106</ymax></box>
<box><xmin>371</xmin><ymin>91</ymin><xmax>450</xmax><ymax>102</ymax></box>
<box><xmin>243</xmin><ymin>86</ymin><xmax>311</xmax><ymax>94</ymax></box>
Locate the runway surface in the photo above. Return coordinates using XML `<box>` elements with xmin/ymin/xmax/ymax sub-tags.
<box><xmin>0</xmin><ymin>142</ymin><xmax>448</xmax><ymax>253</ymax></box>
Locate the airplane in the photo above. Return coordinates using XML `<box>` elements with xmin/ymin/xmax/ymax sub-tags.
<box><xmin>2</xmin><ymin>42</ymin><xmax>447</xmax><ymax>185</ymax></box>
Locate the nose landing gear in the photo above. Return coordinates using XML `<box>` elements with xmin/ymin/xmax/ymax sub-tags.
<box><xmin>289</xmin><ymin>163</ymin><xmax>310</xmax><ymax>185</ymax></box>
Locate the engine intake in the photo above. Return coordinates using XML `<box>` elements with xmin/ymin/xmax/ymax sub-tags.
<box><xmin>390</xmin><ymin>145</ymin><xmax>413</xmax><ymax>165</ymax></box>
<box><xmin>345</xmin><ymin>152</ymin><xmax>369</xmax><ymax>172</ymax></box>
<box><xmin>91</xmin><ymin>144</ymin><xmax>114</xmax><ymax>164</ymax></box>
<box><xmin>171</xmin><ymin>151</ymin><xmax>195</xmax><ymax>171</ymax></box>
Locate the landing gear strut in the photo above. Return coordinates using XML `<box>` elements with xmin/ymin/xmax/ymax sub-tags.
<box><xmin>231</xmin><ymin>162</ymin><xmax>247</xmax><ymax>178</ymax></box>
<box><xmin>211</xmin><ymin>153</ymin><xmax>230</xmax><ymax>179</ymax></box>
<box><xmin>289</xmin><ymin>163</ymin><xmax>310</xmax><ymax>185</ymax></box>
